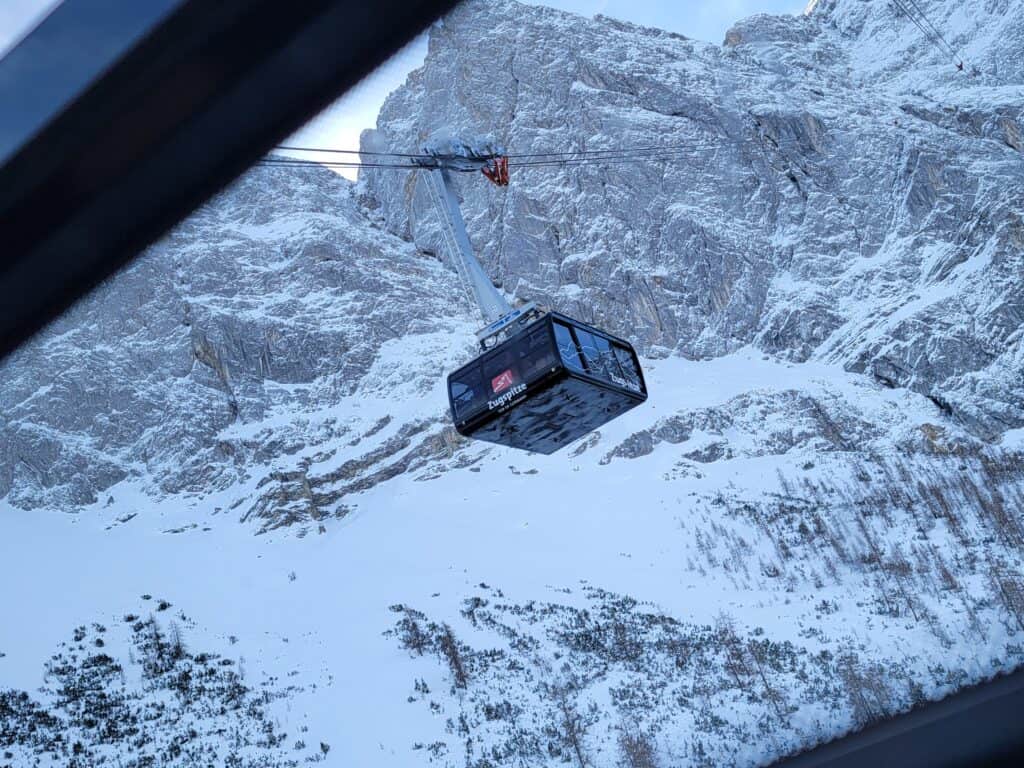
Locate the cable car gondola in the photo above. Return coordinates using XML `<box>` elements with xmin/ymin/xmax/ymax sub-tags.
<box><xmin>264</xmin><ymin>135</ymin><xmax>650</xmax><ymax>454</ymax></box>
<box><xmin>448</xmin><ymin>311</ymin><xmax>646</xmax><ymax>454</ymax></box>
<box><xmin>409</xmin><ymin>136</ymin><xmax>648</xmax><ymax>454</ymax></box>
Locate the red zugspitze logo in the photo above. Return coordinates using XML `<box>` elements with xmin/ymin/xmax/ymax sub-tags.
<box><xmin>491</xmin><ymin>369</ymin><xmax>515</xmax><ymax>393</ymax></box>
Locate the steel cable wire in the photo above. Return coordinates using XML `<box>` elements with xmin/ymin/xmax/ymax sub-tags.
<box><xmin>903</xmin><ymin>0</ymin><xmax>962</xmax><ymax>61</ymax></box>
<box><xmin>258</xmin><ymin>145</ymin><xmax>725</xmax><ymax>172</ymax></box>
<box><xmin>890</xmin><ymin>0</ymin><xmax>962</xmax><ymax>67</ymax></box>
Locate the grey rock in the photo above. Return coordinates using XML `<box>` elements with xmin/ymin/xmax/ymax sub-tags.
<box><xmin>601</xmin><ymin>389</ymin><xmax>885</xmax><ymax>464</ymax></box>
<box><xmin>0</xmin><ymin>164</ymin><xmax>473</xmax><ymax>510</ymax></box>
<box><xmin>365</xmin><ymin>0</ymin><xmax>1024</xmax><ymax>436</ymax></box>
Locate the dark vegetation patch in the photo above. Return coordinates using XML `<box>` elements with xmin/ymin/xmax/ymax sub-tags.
<box><xmin>0</xmin><ymin>612</ymin><xmax>328</xmax><ymax>767</ymax></box>
<box><xmin>385</xmin><ymin>586</ymin><xmax>933</xmax><ymax>768</ymax></box>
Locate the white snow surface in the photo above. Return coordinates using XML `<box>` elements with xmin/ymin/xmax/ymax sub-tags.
<box><xmin>4</xmin><ymin>349</ymin><xmax>1024</xmax><ymax>766</ymax></box>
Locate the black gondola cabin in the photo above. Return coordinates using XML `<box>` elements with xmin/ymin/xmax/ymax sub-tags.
<box><xmin>447</xmin><ymin>313</ymin><xmax>647</xmax><ymax>454</ymax></box>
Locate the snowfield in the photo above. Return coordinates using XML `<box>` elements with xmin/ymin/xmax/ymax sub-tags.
<box><xmin>4</xmin><ymin>350</ymin><xmax>1023</xmax><ymax>766</ymax></box>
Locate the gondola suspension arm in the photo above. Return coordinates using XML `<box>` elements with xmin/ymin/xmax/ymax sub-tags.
<box><xmin>416</xmin><ymin>141</ymin><xmax>538</xmax><ymax>349</ymax></box>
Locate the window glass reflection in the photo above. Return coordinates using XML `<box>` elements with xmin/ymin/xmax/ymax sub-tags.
<box><xmin>612</xmin><ymin>344</ymin><xmax>643</xmax><ymax>392</ymax></box>
<box><xmin>574</xmin><ymin>328</ymin><xmax>618</xmax><ymax>381</ymax></box>
<box><xmin>450</xmin><ymin>366</ymin><xmax>484</xmax><ymax>418</ymax></box>
<box><xmin>554</xmin><ymin>322</ymin><xmax>584</xmax><ymax>372</ymax></box>
<box><xmin>519</xmin><ymin>326</ymin><xmax>555</xmax><ymax>380</ymax></box>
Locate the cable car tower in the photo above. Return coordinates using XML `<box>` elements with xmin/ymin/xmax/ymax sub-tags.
<box><xmin>414</xmin><ymin>137</ymin><xmax>648</xmax><ymax>454</ymax></box>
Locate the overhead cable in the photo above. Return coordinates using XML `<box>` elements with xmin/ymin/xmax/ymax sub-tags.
<box><xmin>891</xmin><ymin>0</ymin><xmax>964</xmax><ymax>68</ymax></box>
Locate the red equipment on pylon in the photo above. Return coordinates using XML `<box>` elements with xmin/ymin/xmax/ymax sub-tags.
<box><xmin>481</xmin><ymin>155</ymin><xmax>510</xmax><ymax>186</ymax></box>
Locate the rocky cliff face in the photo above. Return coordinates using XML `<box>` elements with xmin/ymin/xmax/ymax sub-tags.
<box><xmin>0</xmin><ymin>165</ymin><xmax>475</xmax><ymax>510</ymax></box>
<box><xmin>365</xmin><ymin>0</ymin><xmax>1024</xmax><ymax>439</ymax></box>
<box><xmin>3</xmin><ymin>0</ymin><xmax>1021</xmax><ymax>513</ymax></box>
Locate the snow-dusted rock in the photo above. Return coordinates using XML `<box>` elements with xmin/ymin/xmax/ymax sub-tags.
<box><xmin>365</xmin><ymin>0</ymin><xmax>1024</xmax><ymax>438</ymax></box>
<box><xmin>0</xmin><ymin>165</ymin><xmax>475</xmax><ymax>509</ymax></box>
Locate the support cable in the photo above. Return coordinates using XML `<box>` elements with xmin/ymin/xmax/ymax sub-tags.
<box><xmin>903</xmin><ymin>0</ymin><xmax>961</xmax><ymax>61</ymax></box>
<box><xmin>274</xmin><ymin>144</ymin><xmax>425</xmax><ymax>158</ymax></box>
<box><xmin>890</xmin><ymin>0</ymin><xmax>963</xmax><ymax>68</ymax></box>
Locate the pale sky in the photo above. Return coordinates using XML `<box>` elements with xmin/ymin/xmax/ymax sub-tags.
<box><xmin>0</xmin><ymin>0</ymin><xmax>61</xmax><ymax>56</ymax></box>
<box><xmin>2</xmin><ymin>0</ymin><xmax>806</xmax><ymax>179</ymax></box>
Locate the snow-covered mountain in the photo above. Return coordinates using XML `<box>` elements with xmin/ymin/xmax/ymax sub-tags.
<box><xmin>366</xmin><ymin>0</ymin><xmax>1024</xmax><ymax>438</ymax></box>
<box><xmin>2</xmin><ymin>1</ymin><xmax>1024</xmax><ymax>766</ymax></box>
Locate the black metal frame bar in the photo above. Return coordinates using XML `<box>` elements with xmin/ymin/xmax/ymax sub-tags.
<box><xmin>769</xmin><ymin>668</ymin><xmax>1024</xmax><ymax>768</ymax></box>
<box><xmin>0</xmin><ymin>0</ymin><xmax>458</xmax><ymax>361</ymax></box>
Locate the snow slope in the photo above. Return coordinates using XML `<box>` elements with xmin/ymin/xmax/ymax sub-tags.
<box><xmin>4</xmin><ymin>349</ymin><xmax>1024</xmax><ymax>766</ymax></box>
